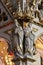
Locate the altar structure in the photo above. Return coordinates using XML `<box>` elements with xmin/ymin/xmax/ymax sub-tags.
<box><xmin>0</xmin><ymin>0</ymin><xmax>43</xmax><ymax>65</ymax></box>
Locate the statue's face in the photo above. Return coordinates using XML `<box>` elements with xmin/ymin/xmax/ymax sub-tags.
<box><xmin>23</xmin><ymin>22</ymin><xmax>29</xmax><ymax>28</ymax></box>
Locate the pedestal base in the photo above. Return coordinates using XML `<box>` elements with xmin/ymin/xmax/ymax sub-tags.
<box><xmin>14</xmin><ymin>53</ymin><xmax>41</xmax><ymax>65</ymax></box>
